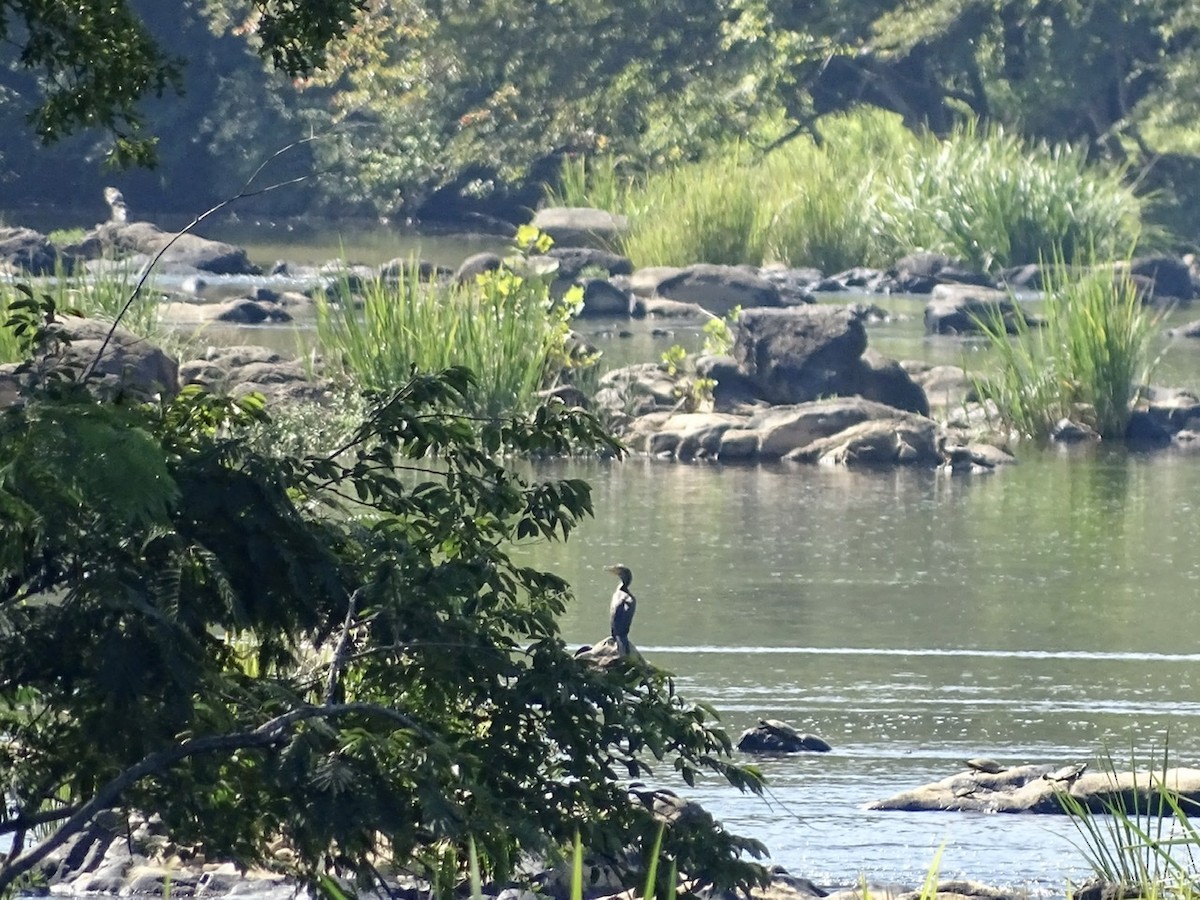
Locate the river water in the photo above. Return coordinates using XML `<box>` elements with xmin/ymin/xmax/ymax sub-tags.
<box><xmin>225</xmin><ymin>227</ymin><xmax>1200</xmax><ymax>894</ymax></box>
<box><xmin>511</xmin><ymin>448</ymin><xmax>1200</xmax><ymax>893</ymax></box>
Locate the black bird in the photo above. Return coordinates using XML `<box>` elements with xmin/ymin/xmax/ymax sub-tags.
<box><xmin>606</xmin><ymin>564</ymin><xmax>636</xmax><ymax>653</ymax></box>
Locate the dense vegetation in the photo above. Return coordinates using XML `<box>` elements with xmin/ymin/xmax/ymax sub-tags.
<box><xmin>4</xmin><ymin>0</ymin><xmax>1200</xmax><ymax>244</ymax></box>
<box><xmin>0</xmin><ymin>295</ymin><xmax>768</xmax><ymax>899</ymax></box>
<box><xmin>587</xmin><ymin>111</ymin><xmax>1145</xmax><ymax>272</ymax></box>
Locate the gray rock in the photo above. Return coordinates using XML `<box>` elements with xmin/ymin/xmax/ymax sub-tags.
<box><xmin>750</xmin><ymin>398</ymin><xmax>896</xmax><ymax>459</ymax></box>
<box><xmin>655</xmin><ymin>264</ymin><xmax>783</xmax><ymax>315</ymax></box>
<box><xmin>892</xmin><ymin>252</ymin><xmax>993</xmax><ymax>292</ymax></box>
<box><xmin>736</xmin><ymin>720</ymin><xmax>832</xmax><ymax>754</ymax></box>
<box><xmin>5</xmin><ymin>316</ymin><xmax>180</xmax><ymax>404</ymax></box>
<box><xmin>76</xmin><ymin>222</ymin><xmax>259</xmax><ymax>275</ymax></box>
<box><xmin>454</xmin><ymin>252</ymin><xmax>503</xmax><ymax>285</ymax></box>
<box><xmin>626</xmin><ymin>266</ymin><xmax>685</xmax><ymax>297</ymax></box>
<box><xmin>547</xmin><ymin>246</ymin><xmax>633</xmax><ymax>280</ymax></box>
<box><xmin>532</xmin><ymin>206</ymin><xmax>628</xmax><ymax>248</ymax></box>
<box><xmin>783</xmin><ymin>411</ymin><xmax>942</xmax><ymax>466</ymax></box>
<box><xmin>1168</xmin><ymin>318</ymin><xmax>1200</xmax><ymax>337</ymax></box>
<box><xmin>924</xmin><ymin>284</ymin><xmax>1039</xmax><ymax>335</ymax></box>
<box><xmin>870</xmin><ymin>764</ymin><xmax>1200</xmax><ymax>815</ymax></box>
<box><xmin>179</xmin><ymin>345</ymin><xmax>326</xmax><ymax>404</ymax></box>
<box><xmin>0</xmin><ymin>226</ymin><xmax>61</xmax><ymax>275</ymax></box>
<box><xmin>732</xmin><ymin>306</ymin><xmax>868</xmax><ymax>405</ymax></box>
<box><xmin>1126</xmin><ymin>255</ymin><xmax>1195</xmax><ymax>300</ymax></box>
<box><xmin>577</xmin><ymin>278</ymin><xmax>634</xmax><ymax>317</ymax></box>
<box><xmin>212</xmin><ymin>298</ymin><xmax>293</xmax><ymax>324</ymax></box>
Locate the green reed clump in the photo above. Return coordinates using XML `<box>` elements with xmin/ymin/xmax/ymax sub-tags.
<box><xmin>609</xmin><ymin>108</ymin><xmax>1147</xmax><ymax>273</ymax></box>
<box><xmin>970</xmin><ymin>256</ymin><xmax>1160</xmax><ymax>441</ymax></box>
<box><xmin>1057</xmin><ymin>748</ymin><xmax>1200</xmax><ymax>895</ymax></box>
<box><xmin>620</xmin><ymin>148</ymin><xmax>767</xmax><ymax>267</ymax></box>
<box><xmin>316</xmin><ymin>227</ymin><xmax>589</xmax><ymax>417</ymax></box>
<box><xmin>546</xmin><ymin>153</ymin><xmax>632</xmax><ymax>215</ymax></box>
<box><xmin>759</xmin><ymin>141</ymin><xmax>882</xmax><ymax>272</ymax></box>
<box><xmin>876</xmin><ymin>121</ymin><xmax>1144</xmax><ymax>271</ymax></box>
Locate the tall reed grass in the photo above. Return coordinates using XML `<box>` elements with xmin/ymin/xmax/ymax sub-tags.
<box><xmin>1056</xmin><ymin>748</ymin><xmax>1200</xmax><ymax>893</ymax></box>
<box><xmin>970</xmin><ymin>256</ymin><xmax>1161</xmax><ymax>441</ymax></box>
<box><xmin>878</xmin><ymin>121</ymin><xmax>1144</xmax><ymax>272</ymax></box>
<box><xmin>315</xmin><ymin>230</ymin><xmax>587</xmax><ymax>417</ymax></box>
<box><xmin>621</xmin><ymin>149</ymin><xmax>767</xmax><ymax>267</ymax></box>
<box><xmin>562</xmin><ymin>109</ymin><xmax>1148</xmax><ymax>273</ymax></box>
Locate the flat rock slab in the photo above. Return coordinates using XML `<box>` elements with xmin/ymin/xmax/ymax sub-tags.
<box><xmin>869</xmin><ymin>764</ymin><xmax>1200</xmax><ymax>814</ymax></box>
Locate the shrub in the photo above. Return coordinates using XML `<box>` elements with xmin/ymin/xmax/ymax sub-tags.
<box><xmin>876</xmin><ymin>122</ymin><xmax>1145</xmax><ymax>271</ymax></box>
<box><xmin>970</xmin><ymin>256</ymin><xmax>1161</xmax><ymax>441</ymax></box>
<box><xmin>315</xmin><ymin>227</ymin><xmax>592</xmax><ymax>417</ymax></box>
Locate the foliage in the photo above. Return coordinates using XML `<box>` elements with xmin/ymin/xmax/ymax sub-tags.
<box><xmin>0</xmin><ymin>0</ymin><xmax>364</xmax><ymax>167</ymax></box>
<box><xmin>615</xmin><ymin>109</ymin><xmax>1146</xmax><ymax>271</ymax></box>
<box><xmin>658</xmin><ymin>307</ymin><xmax>740</xmax><ymax>413</ymax></box>
<box><xmin>969</xmin><ymin>257</ymin><xmax>1161</xmax><ymax>442</ymax></box>
<box><xmin>1056</xmin><ymin>748</ymin><xmax>1200</xmax><ymax>892</ymax></box>
<box><xmin>875</xmin><ymin>121</ymin><xmax>1147</xmax><ymax>271</ymax></box>
<box><xmin>0</xmin><ymin>299</ymin><xmax>769</xmax><ymax>898</ymax></box>
<box><xmin>546</xmin><ymin>155</ymin><xmax>633</xmax><ymax>215</ymax></box>
<box><xmin>621</xmin><ymin>149</ymin><xmax>767</xmax><ymax>267</ymax></box>
<box><xmin>315</xmin><ymin>227</ymin><xmax>594</xmax><ymax>417</ymax></box>
<box><xmin>0</xmin><ymin>269</ymin><xmax>165</xmax><ymax>365</ymax></box>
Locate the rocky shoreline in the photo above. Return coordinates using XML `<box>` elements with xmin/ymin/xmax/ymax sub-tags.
<box><xmin>3</xmin><ymin>207</ymin><xmax>1199</xmax><ymax>460</ymax></box>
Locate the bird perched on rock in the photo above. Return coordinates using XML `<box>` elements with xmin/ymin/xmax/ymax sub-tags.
<box><xmin>606</xmin><ymin>564</ymin><xmax>636</xmax><ymax>654</ymax></box>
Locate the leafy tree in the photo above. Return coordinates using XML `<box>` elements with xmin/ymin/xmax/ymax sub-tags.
<box><xmin>0</xmin><ymin>0</ymin><xmax>365</xmax><ymax>166</ymax></box>
<box><xmin>0</xmin><ymin>301</ymin><xmax>768</xmax><ymax>899</ymax></box>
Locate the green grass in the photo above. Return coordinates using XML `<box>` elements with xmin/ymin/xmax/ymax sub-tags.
<box><xmin>970</xmin><ymin>255</ymin><xmax>1161</xmax><ymax>441</ymax></box>
<box><xmin>546</xmin><ymin>154</ymin><xmax>632</xmax><ymax>215</ymax></box>
<box><xmin>1056</xmin><ymin>748</ymin><xmax>1200</xmax><ymax>895</ymax></box>
<box><xmin>877</xmin><ymin>120</ymin><xmax>1147</xmax><ymax>272</ymax></box>
<box><xmin>315</xmin><ymin>230</ymin><xmax>592</xmax><ymax>418</ymax></box>
<box><xmin>601</xmin><ymin>108</ymin><xmax>1148</xmax><ymax>272</ymax></box>
<box><xmin>621</xmin><ymin>147</ymin><xmax>767</xmax><ymax>267</ymax></box>
<box><xmin>0</xmin><ymin>267</ymin><xmax>164</xmax><ymax>364</ymax></box>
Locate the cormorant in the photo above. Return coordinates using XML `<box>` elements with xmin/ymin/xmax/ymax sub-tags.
<box><xmin>606</xmin><ymin>564</ymin><xmax>636</xmax><ymax>653</ymax></box>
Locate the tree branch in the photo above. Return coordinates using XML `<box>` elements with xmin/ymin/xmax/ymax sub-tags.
<box><xmin>0</xmin><ymin>702</ymin><xmax>425</xmax><ymax>894</ymax></box>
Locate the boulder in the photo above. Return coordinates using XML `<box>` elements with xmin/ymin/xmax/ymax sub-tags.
<box><xmin>179</xmin><ymin>345</ymin><xmax>327</xmax><ymax>404</ymax></box>
<box><xmin>1126</xmin><ymin>255</ymin><xmax>1195</xmax><ymax>301</ymax></box>
<box><xmin>655</xmin><ymin>264</ymin><xmax>783</xmax><ymax>315</ymax></box>
<box><xmin>73</xmin><ymin>221</ymin><xmax>259</xmax><ymax>275</ymax></box>
<box><xmin>594</xmin><ymin>363</ymin><xmax>680</xmax><ymax>419</ymax></box>
<box><xmin>379</xmin><ymin>257</ymin><xmax>445</xmax><ymax>281</ymax></box>
<box><xmin>453</xmin><ymin>251</ymin><xmax>503</xmax><ymax>285</ymax></box>
<box><xmin>869</xmin><ymin>764</ymin><xmax>1200</xmax><ymax>815</ymax></box>
<box><xmin>892</xmin><ymin>252</ymin><xmax>993</xmax><ymax>292</ymax></box>
<box><xmin>783</xmin><ymin>412</ymin><xmax>942</xmax><ymax>466</ymax></box>
<box><xmin>625</xmin><ymin>266</ymin><xmax>684</xmax><ymax>297</ymax></box>
<box><xmin>547</xmin><ymin>246</ymin><xmax>633</xmax><ymax>280</ymax></box>
<box><xmin>905</xmin><ymin>363</ymin><xmax>974</xmax><ymax>414</ymax></box>
<box><xmin>213</xmin><ymin>298</ymin><xmax>293</xmax><ymax>324</ymax></box>
<box><xmin>732</xmin><ymin>306</ymin><xmax>868</xmax><ymax>405</ymax></box>
<box><xmin>1168</xmin><ymin>318</ymin><xmax>1200</xmax><ymax>338</ymax></box>
<box><xmin>736</xmin><ymin>720</ymin><xmax>832</xmax><ymax>754</ymax></box>
<box><xmin>1</xmin><ymin>316</ymin><xmax>179</xmax><ymax>404</ymax></box>
<box><xmin>577</xmin><ymin>278</ymin><xmax>634</xmax><ymax>317</ymax></box>
<box><xmin>638</xmin><ymin>412</ymin><xmax>748</xmax><ymax>460</ymax></box>
<box><xmin>851</xmin><ymin>349</ymin><xmax>930</xmax><ymax>416</ymax></box>
<box><xmin>923</xmin><ymin>284</ymin><xmax>1039</xmax><ymax>335</ymax></box>
<box><xmin>750</xmin><ymin>398</ymin><xmax>897</xmax><ymax>459</ymax></box>
<box><xmin>532</xmin><ymin>206</ymin><xmax>628</xmax><ymax>248</ymax></box>
<box><xmin>0</xmin><ymin>226</ymin><xmax>60</xmax><ymax>275</ymax></box>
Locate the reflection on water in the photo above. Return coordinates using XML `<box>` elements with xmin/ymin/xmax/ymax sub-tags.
<box><xmin>518</xmin><ymin>452</ymin><xmax>1200</xmax><ymax>892</ymax></box>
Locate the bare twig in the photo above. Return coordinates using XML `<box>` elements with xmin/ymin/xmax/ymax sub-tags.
<box><xmin>80</xmin><ymin>135</ymin><xmax>332</xmax><ymax>385</ymax></box>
